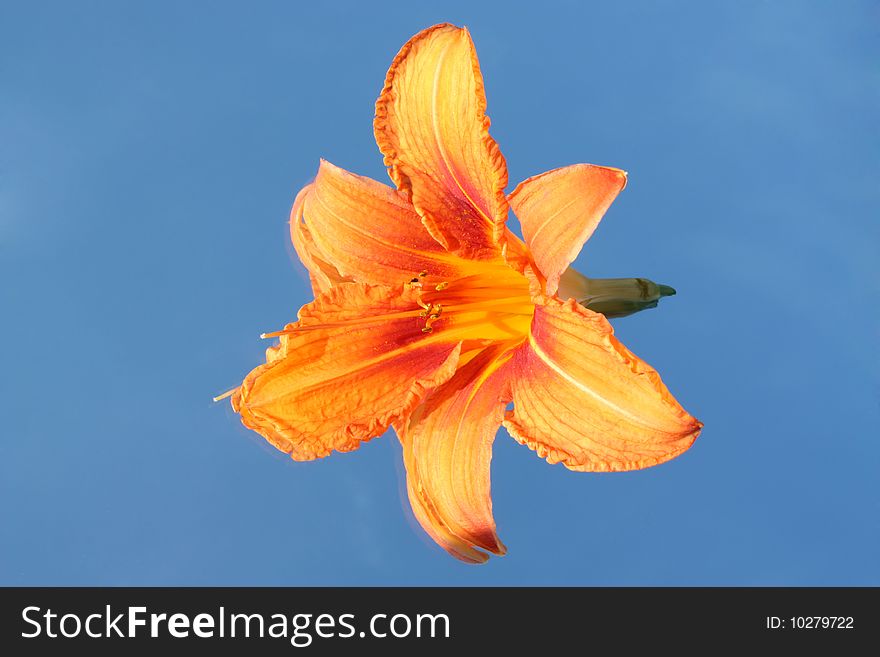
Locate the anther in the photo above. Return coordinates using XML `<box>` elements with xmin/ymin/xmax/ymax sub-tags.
<box><xmin>410</xmin><ymin>272</ymin><xmax>444</xmax><ymax>335</ymax></box>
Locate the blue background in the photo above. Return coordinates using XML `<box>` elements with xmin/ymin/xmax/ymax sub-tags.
<box><xmin>2</xmin><ymin>0</ymin><xmax>877</xmax><ymax>585</ymax></box>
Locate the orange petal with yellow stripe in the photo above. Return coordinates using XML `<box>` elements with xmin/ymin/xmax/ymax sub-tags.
<box><xmin>232</xmin><ymin>283</ymin><xmax>462</xmax><ymax>461</ymax></box>
<box><xmin>299</xmin><ymin>160</ymin><xmax>477</xmax><ymax>288</ymax></box>
<box><xmin>374</xmin><ymin>23</ymin><xmax>509</xmax><ymax>259</ymax></box>
<box><xmin>504</xmin><ymin>298</ymin><xmax>702</xmax><ymax>471</ymax></box>
<box><xmin>397</xmin><ymin>345</ymin><xmax>512</xmax><ymax>563</ymax></box>
<box><xmin>508</xmin><ymin>164</ymin><xmax>627</xmax><ymax>294</ymax></box>
<box><xmin>289</xmin><ymin>183</ymin><xmax>352</xmax><ymax>295</ymax></box>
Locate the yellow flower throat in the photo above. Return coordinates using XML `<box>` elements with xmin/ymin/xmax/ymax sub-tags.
<box><xmin>406</xmin><ymin>260</ymin><xmax>534</xmax><ymax>344</ymax></box>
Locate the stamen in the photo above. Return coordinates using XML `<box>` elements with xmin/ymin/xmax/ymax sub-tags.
<box><xmin>420</xmin><ymin>303</ymin><xmax>444</xmax><ymax>333</ymax></box>
<box><xmin>212</xmin><ymin>388</ymin><xmax>236</xmax><ymax>403</ymax></box>
<box><xmin>260</xmin><ymin>307</ymin><xmax>431</xmax><ymax>339</ymax></box>
<box><xmin>407</xmin><ymin>271</ymin><xmax>450</xmax><ymax>335</ymax></box>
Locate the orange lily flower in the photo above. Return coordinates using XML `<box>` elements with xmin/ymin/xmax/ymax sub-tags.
<box><xmin>222</xmin><ymin>23</ymin><xmax>702</xmax><ymax>563</ymax></box>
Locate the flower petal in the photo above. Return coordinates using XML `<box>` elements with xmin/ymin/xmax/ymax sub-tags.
<box><xmin>508</xmin><ymin>164</ymin><xmax>627</xmax><ymax>295</ymax></box>
<box><xmin>289</xmin><ymin>183</ymin><xmax>352</xmax><ymax>295</ymax></box>
<box><xmin>299</xmin><ymin>160</ymin><xmax>476</xmax><ymax>287</ymax></box>
<box><xmin>374</xmin><ymin>23</ymin><xmax>509</xmax><ymax>259</ymax></box>
<box><xmin>397</xmin><ymin>345</ymin><xmax>512</xmax><ymax>563</ymax></box>
<box><xmin>231</xmin><ymin>283</ymin><xmax>462</xmax><ymax>460</ymax></box>
<box><xmin>504</xmin><ymin>298</ymin><xmax>702</xmax><ymax>471</ymax></box>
